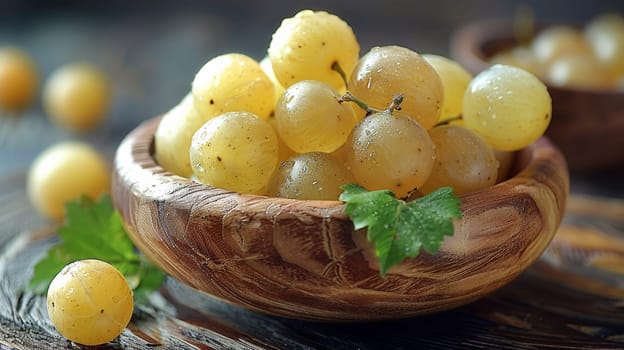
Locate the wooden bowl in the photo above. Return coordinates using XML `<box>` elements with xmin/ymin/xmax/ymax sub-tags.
<box><xmin>112</xmin><ymin>116</ymin><xmax>569</xmax><ymax>322</ymax></box>
<box><xmin>451</xmin><ymin>19</ymin><xmax>624</xmax><ymax>173</ymax></box>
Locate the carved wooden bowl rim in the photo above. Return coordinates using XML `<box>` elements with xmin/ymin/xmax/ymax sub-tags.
<box><xmin>112</xmin><ymin>116</ymin><xmax>569</xmax><ymax>321</ymax></box>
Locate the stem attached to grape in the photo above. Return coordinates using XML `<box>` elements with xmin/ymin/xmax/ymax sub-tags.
<box><xmin>435</xmin><ymin>115</ymin><xmax>463</xmax><ymax>127</ymax></box>
<box><xmin>338</xmin><ymin>91</ymin><xmax>373</xmax><ymax>115</ymax></box>
<box><xmin>386</xmin><ymin>94</ymin><xmax>403</xmax><ymax>113</ymax></box>
<box><xmin>331</xmin><ymin>61</ymin><xmax>348</xmax><ymax>88</ymax></box>
<box><xmin>339</xmin><ymin>91</ymin><xmax>404</xmax><ymax>117</ymax></box>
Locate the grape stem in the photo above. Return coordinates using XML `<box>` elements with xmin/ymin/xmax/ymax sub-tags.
<box><xmin>331</xmin><ymin>61</ymin><xmax>348</xmax><ymax>87</ymax></box>
<box><xmin>339</xmin><ymin>91</ymin><xmax>404</xmax><ymax>117</ymax></box>
<box><xmin>435</xmin><ymin>115</ymin><xmax>463</xmax><ymax>127</ymax></box>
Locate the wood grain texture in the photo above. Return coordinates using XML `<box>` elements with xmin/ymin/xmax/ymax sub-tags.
<box><xmin>450</xmin><ymin>19</ymin><xmax>624</xmax><ymax>172</ymax></box>
<box><xmin>112</xmin><ymin>116</ymin><xmax>569</xmax><ymax>321</ymax></box>
<box><xmin>2</xmin><ymin>172</ymin><xmax>623</xmax><ymax>349</ymax></box>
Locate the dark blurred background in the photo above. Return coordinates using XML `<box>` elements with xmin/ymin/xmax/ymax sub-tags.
<box><xmin>1</xmin><ymin>0</ymin><xmax>623</xmax><ymax>176</ymax></box>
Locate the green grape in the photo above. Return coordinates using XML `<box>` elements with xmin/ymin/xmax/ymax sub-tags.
<box><xmin>191</xmin><ymin>53</ymin><xmax>274</xmax><ymax>120</ymax></box>
<box><xmin>547</xmin><ymin>54</ymin><xmax>613</xmax><ymax>89</ymax></box>
<box><xmin>420</xmin><ymin>125</ymin><xmax>498</xmax><ymax>195</ymax></box>
<box><xmin>0</xmin><ymin>46</ymin><xmax>38</xmax><ymax>111</ymax></box>
<box><xmin>47</xmin><ymin>259</ymin><xmax>133</xmax><ymax>346</ymax></box>
<box><xmin>154</xmin><ymin>93</ymin><xmax>205</xmax><ymax>177</ymax></box>
<box><xmin>585</xmin><ymin>13</ymin><xmax>624</xmax><ymax>77</ymax></box>
<box><xmin>462</xmin><ymin>64</ymin><xmax>551</xmax><ymax>151</ymax></box>
<box><xmin>268</xmin><ymin>10</ymin><xmax>360</xmax><ymax>90</ymax></box>
<box><xmin>423</xmin><ymin>54</ymin><xmax>473</xmax><ymax>121</ymax></box>
<box><xmin>266</xmin><ymin>113</ymin><xmax>296</xmax><ymax>164</ymax></box>
<box><xmin>348</xmin><ymin>46</ymin><xmax>443</xmax><ymax>129</ymax></box>
<box><xmin>190</xmin><ymin>111</ymin><xmax>279</xmax><ymax>194</ymax></box>
<box><xmin>345</xmin><ymin>112</ymin><xmax>435</xmax><ymax>198</ymax></box>
<box><xmin>260</xmin><ymin>56</ymin><xmax>285</xmax><ymax>104</ymax></box>
<box><xmin>27</xmin><ymin>141</ymin><xmax>110</xmax><ymax>221</ymax></box>
<box><xmin>495</xmin><ymin>149</ymin><xmax>516</xmax><ymax>183</ymax></box>
<box><xmin>274</xmin><ymin>80</ymin><xmax>357</xmax><ymax>153</ymax></box>
<box><xmin>531</xmin><ymin>26</ymin><xmax>592</xmax><ymax>66</ymax></box>
<box><xmin>43</xmin><ymin>62</ymin><xmax>111</xmax><ymax>132</ymax></box>
<box><xmin>268</xmin><ymin>152</ymin><xmax>355</xmax><ymax>200</ymax></box>
<box><xmin>489</xmin><ymin>46</ymin><xmax>541</xmax><ymax>79</ymax></box>
<box><xmin>330</xmin><ymin>141</ymin><xmax>348</xmax><ymax>164</ymax></box>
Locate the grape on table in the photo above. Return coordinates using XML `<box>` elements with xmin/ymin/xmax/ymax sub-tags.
<box><xmin>27</xmin><ymin>141</ymin><xmax>110</xmax><ymax>221</ymax></box>
<box><xmin>0</xmin><ymin>46</ymin><xmax>38</xmax><ymax>112</ymax></box>
<box><xmin>47</xmin><ymin>259</ymin><xmax>133</xmax><ymax>346</ymax></box>
<box><xmin>43</xmin><ymin>62</ymin><xmax>111</xmax><ymax>132</ymax></box>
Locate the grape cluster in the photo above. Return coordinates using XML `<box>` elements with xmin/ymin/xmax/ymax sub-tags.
<box><xmin>491</xmin><ymin>13</ymin><xmax>624</xmax><ymax>90</ymax></box>
<box><xmin>155</xmin><ymin>9</ymin><xmax>552</xmax><ymax>201</ymax></box>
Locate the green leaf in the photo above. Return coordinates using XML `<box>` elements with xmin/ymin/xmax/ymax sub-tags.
<box><xmin>132</xmin><ymin>257</ymin><xmax>167</xmax><ymax>303</ymax></box>
<box><xmin>340</xmin><ymin>184</ymin><xmax>462</xmax><ymax>276</ymax></box>
<box><xmin>29</xmin><ymin>194</ymin><xmax>165</xmax><ymax>301</ymax></box>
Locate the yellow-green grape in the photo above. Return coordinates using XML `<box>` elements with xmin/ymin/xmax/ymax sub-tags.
<box><xmin>260</xmin><ymin>56</ymin><xmax>285</xmax><ymax>104</ymax></box>
<box><xmin>546</xmin><ymin>54</ymin><xmax>613</xmax><ymax>90</ymax></box>
<box><xmin>27</xmin><ymin>141</ymin><xmax>109</xmax><ymax>221</ymax></box>
<box><xmin>420</xmin><ymin>125</ymin><xmax>498</xmax><ymax>195</ymax></box>
<box><xmin>585</xmin><ymin>13</ymin><xmax>624</xmax><ymax>77</ymax></box>
<box><xmin>47</xmin><ymin>259</ymin><xmax>133</xmax><ymax>346</ymax></box>
<box><xmin>268</xmin><ymin>10</ymin><xmax>360</xmax><ymax>90</ymax></box>
<box><xmin>43</xmin><ymin>62</ymin><xmax>111</xmax><ymax>132</ymax></box>
<box><xmin>154</xmin><ymin>93</ymin><xmax>205</xmax><ymax>177</ymax></box>
<box><xmin>268</xmin><ymin>152</ymin><xmax>355</xmax><ymax>200</ymax></box>
<box><xmin>266</xmin><ymin>113</ymin><xmax>296</xmax><ymax>164</ymax></box>
<box><xmin>330</xmin><ymin>141</ymin><xmax>348</xmax><ymax>164</ymax></box>
<box><xmin>0</xmin><ymin>46</ymin><xmax>38</xmax><ymax>111</ymax></box>
<box><xmin>462</xmin><ymin>64</ymin><xmax>551</xmax><ymax>151</ymax></box>
<box><xmin>489</xmin><ymin>46</ymin><xmax>541</xmax><ymax>77</ymax></box>
<box><xmin>190</xmin><ymin>111</ymin><xmax>279</xmax><ymax>194</ymax></box>
<box><xmin>348</xmin><ymin>46</ymin><xmax>443</xmax><ymax>129</ymax></box>
<box><xmin>260</xmin><ymin>56</ymin><xmax>295</xmax><ymax>163</ymax></box>
<box><xmin>531</xmin><ymin>25</ymin><xmax>593</xmax><ymax>66</ymax></box>
<box><xmin>495</xmin><ymin>149</ymin><xmax>516</xmax><ymax>183</ymax></box>
<box><xmin>191</xmin><ymin>53</ymin><xmax>274</xmax><ymax>120</ymax></box>
<box><xmin>345</xmin><ymin>112</ymin><xmax>435</xmax><ymax>198</ymax></box>
<box><xmin>423</xmin><ymin>54</ymin><xmax>473</xmax><ymax>121</ymax></box>
<box><xmin>274</xmin><ymin>80</ymin><xmax>357</xmax><ymax>153</ymax></box>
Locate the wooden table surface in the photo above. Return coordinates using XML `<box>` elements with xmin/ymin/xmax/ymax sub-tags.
<box><xmin>2</xmin><ymin>3</ymin><xmax>624</xmax><ymax>349</ymax></box>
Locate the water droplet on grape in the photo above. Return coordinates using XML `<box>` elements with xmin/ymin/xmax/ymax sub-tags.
<box><xmin>194</xmin><ymin>163</ymin><xmax>205</xmax><ymax>174</ymax></box>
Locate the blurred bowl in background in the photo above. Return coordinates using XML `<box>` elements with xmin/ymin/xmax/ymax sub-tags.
<box><xmin>451</xmin><ymin>19</ymin><xmax>624</xmax><ymax>173</ymax></box>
